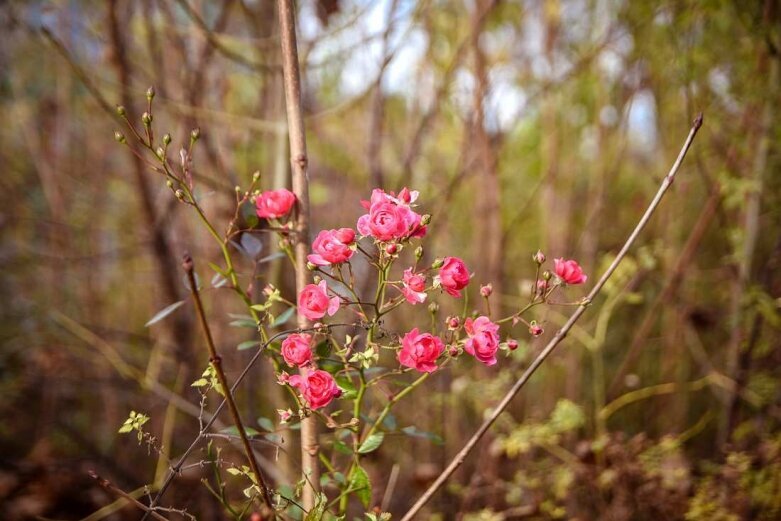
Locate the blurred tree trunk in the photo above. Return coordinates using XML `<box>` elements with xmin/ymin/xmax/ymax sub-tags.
<box><xmin>723</xmin><ymin>28</ymin><xmax>778</xmax><ymax>443</ymax></box>
<box><xmin>471</xmin><ymin>0</ymin><xmax>502</xmax><ymax>302</ymax></box>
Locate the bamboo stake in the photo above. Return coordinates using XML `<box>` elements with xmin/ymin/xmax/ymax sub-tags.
<box><xmin>275</xmin><ymin>0</ymin><xmax>320</xmax><ymax>509</ymax></box>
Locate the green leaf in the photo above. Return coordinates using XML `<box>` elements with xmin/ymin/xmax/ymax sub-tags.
<box><xmin>349</xmin><ymin>465</ymin><xmax>372</xmax><ymax>508</ymax></box>
<box><xmin>191</xmin><ymin>378</ymin><xmax>209</xmax><ymax>387</ymax></box>
<box><xmin>382</xmin><ymin>413</ymin><xmax>397</xmax><ymax>431</ymax></box>
<box><xmin>237</xmin><ymin>340</ymin><xmax>261</xmax><ymax>351</ymax></box>
<box><xmin>144</xmin><ymin>300</ymin><xmax>185</xmax><ymax>327</ymax></box>
<box><xmin>270</xmin><ymin>307</ymin><xmax>296</xmax><ymax>328</ymax></box>
<box><xmin>358</xmin><ymin>432</ymin><xmax>385</xmax><ymax>454</ymax></box>
<box><xmin>258</xmin><ymin>251</ymin><xmax>286</xmax><ymax>264</ymax></box>
<box><xmin>333</xmin><ymin>439</ymin><xmax>352</xmax><ymax>455</ymax></box>
<box><xmin>226</xmin><ymin>467</ymin><xmax>242</xmax><ymax>476</ymax></box>
<box><xmin>220</xmin><ymin>425</ymin><xmax>261</xmax><ymax>437</ymax></box>
<box><xmin>335</xmin><ymin>376</ymin><xmax>357</xmax><ymax>400</ymax></box>
<box><xmin>229</xmin><ymin>318</ymin><xmax>257</xmax><ymax>329</ymax></box>
<box><xmin>304</xmin><ymin>492</ymin><xmax>328</xmax><ymax>521</ymax></box>
<box><xmin>257</xmin><ymin>417</ymin><xmax>275</xmax><ymax>432</ymax></box>
<box><xmin>210</xmin><ymin>273</ymin><xmax>228</xmax><ymax>288</ymax></box>
<box><xmin>118</xmin><ymin>424</ymin><xmax>134</xmax><ymax>434</ymax></box>
<box><xmin>207</xmin><ymin>262</ymin><xmax>227</xmax><ymax>277</ymax></box>
<box><xmin>401</xmin><ymin>426</ymin><xmax>443</xmax><ymax>445</ymax></box>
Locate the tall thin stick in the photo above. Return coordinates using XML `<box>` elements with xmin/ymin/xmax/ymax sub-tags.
<box><xmin>182</xmin><ymin>253</ymin><xmax>274</xmax><ymax>511</ymax></box>
<box><xmin>276</xmin><ymin>0</ymin><xmax>319</xmax><ymax>509</ymax></box>
<box><xmin>399</xmin><ymin>114</ymin><xmax>703</xmax><ymax>521</ymax></box>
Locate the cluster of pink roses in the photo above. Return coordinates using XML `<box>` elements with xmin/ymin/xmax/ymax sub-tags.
<box><xmin>279</xmin><ymin>333</ymin><xmax>341</xmax><ymax>410</ymax></box>
<box><xmin>250</xmin><ymin>185</ymin><xmax>589</xmax><ymax>411</ymax></box>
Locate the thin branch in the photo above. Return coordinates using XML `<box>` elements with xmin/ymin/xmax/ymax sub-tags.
<box><xmin>182</xmin><ymin>253</ymin><xmax>274</xmax><ymax>511</ymax></box>
<box><xmin>88</xmin><ymin>471</ymin><xmax>170</xmax><ymax>521</ymax></box>
<box><xmin>399</xmin><ymin>113</ymin><xmax>704</xmax><ymax>521</ymax></box>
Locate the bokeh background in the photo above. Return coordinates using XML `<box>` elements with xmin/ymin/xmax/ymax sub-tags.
<box><xmin>1</xmin><ymin>0</ymin><xmax>780</xmax><ymax>519</ymax></box>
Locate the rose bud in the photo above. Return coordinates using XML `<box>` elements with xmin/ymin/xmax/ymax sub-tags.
<box><xmin>529</xmin><ymin>323</ymin><xmax>543</xmax><ymax>337</ymax></box>
<box><xmin>480</xmin><ymin>284</ymin><xmax>493</xmax><ymax>298</ymax></box>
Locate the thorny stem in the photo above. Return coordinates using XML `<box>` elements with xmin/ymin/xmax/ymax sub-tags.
<box><xmin>182</xmin><ymin>253</ymin><xmax>275</xmax><ymax>512</ymax></box>
<box><xmin>399</xmin><ymin>113</ymin><xmax>703</xmax><ymax>521</ymax></box>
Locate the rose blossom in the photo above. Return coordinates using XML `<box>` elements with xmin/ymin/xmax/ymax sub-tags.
<box><xmin>356</xmin><ymin>188</ymin><xmax>427</xmax><ymax>241</ymax></box>
<box><xmin>435</xmin><ymin>256</ymin><xmax>471</xmax><ymax>297</ymax></box>
<box><xmin>288</xmin><ymin>369</ymin><xmax>341</xmax><ymax>410</ymax></box>
<box><xmin>255</xmin><ymin>188</ymin><xmax>296</xmax><ymax>219</ymax></box>
<box><xmin>397</xmin><ymin>328</ymin><xmax>444</xmax><ymax>373</ymax></box>
<box><xmin>281</xmin><ymin>333</ymin><xmax>313</xmax><ymax>367</ymax></box>
<box><xmin>307</xmin><ymin>228</ymin><xmax>355</xmax><ymax>266</ymax></box>
<box><xmin>464</xmin><ymin>316</ymin><xmax>500</xmax><ymax>366</ymax></box>
<box><xmin>400</xmin><ymin>268</ymin><xmax>427</xmax><ymax>304</ymax></box>
<box><xmin>554</xmin><ymin>258</ymin><xmax>588</xmax><ymax>285</ymax></box>
<box><xmin>298</xmin><ymin>280</ymin><xmax>340</xmax><ymax>321</ymax></box>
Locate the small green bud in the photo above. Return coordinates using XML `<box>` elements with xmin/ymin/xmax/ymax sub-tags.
<box><xmin>114</xmin><ymin>130</ymin><xmax>126</xmax><ymax>144</ymax></box>
<box><xmin>313</xmin><ymin>275</ymin><xmax>322</xmax><ymax>284</ymax></box>
<box><xmin>175</xmin><ymin>189</ymin><xmax>185</xmax><ymax>199</ymax></box>
<box><xmin>146</xmin><ymin>86</ymin><xmax>155</xmax><ymax>100</ymax></box>
<box><xmin>235</xmin><ymin>185</ymin><xmax>241</xmax><ymax>193</ymax></box>
<box><xmin>156</xmin><ymin>147</ymin><xmax>165</xmax><ymax>159</ymax></box>
<box><xmin>166</xmin><ymin>179</ymin><xmax>174</xmax><ymax>189</ymax></box>
<box><xmin>307</xmin><ymin>262</ymin><xmax>317</xmax><ymax>271</ymax></box>
<box><xmin>142</xmin><ymin>112</ymin><xmax>153</xmax><ymax>126</ymax></box>
<box><xmin>542</xmin><ymin>270</ymin><xmax>552</xmax><ymax>281</ymax></box>
<box><xmin>420</xmin><ymin>214</ymin><xmax>432</xmax><ymax>226</ymax></box>
<box><xmin>414</xmin><ymin>246</ymin><xmax>424</xmax><ymax>260</ymax></box>
<box><xmin>428</xmin><ymin>302</ymin><xmax>440</xmax><ymax>315</ymax></box>
<box><xmin>431</xmin><ymin>258</ymin><xmax>444</xmax><ymax>269</ymax></box>
<box><xmin>190</xmin><ymin>127</ymin><xmax>200</xmax><ymax>141</ymax></box>
<box><xmin>116</xmin><ymin>105</ymin><xmax>126</xmax><ymax>116</ymax></box>
<box><xmin>252</xmin><ymin>171</ymin><xmax>260</xmax><ymax>182</ymax></box>
<box><xmin>163</xmin><ymin>133</ymin><xmax>172</xmax><ymax>145</ymax></box>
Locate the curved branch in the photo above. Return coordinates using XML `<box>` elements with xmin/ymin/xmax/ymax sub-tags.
<box><xmin>399</xmin><ymin>113</ymin><xmax>703</xmax><ymax>521</ymax></box>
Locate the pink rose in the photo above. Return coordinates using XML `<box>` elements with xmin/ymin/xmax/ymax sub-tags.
<box><xmin>356</xmin><ymin>188</ymin><xmax>427</xmax><ymax>241</ymax></box>
<box><xmin>463</xmin><ymin>316</ymin><xmax>500</xmax><ymax>366</ymax></box>
<box><xmin>436</xmin><ymin>256</ymin><xmax>471</xmax><ymax>297</ymax></box>
<box><xmin>298</xmin><ymin>280</ymin><xmax>340</xmax><ymax>321</ymax></box>
<box><xmin>281</xmin><ymin>333</ymin><xmax>313</xmax><ymax>367</ymax></box>
<box><xmin>288</xmin><ymin>369</ymin><xmax>341</xmax><ymax>410</ymax></box>
<box><xmin>554</xmin><ymin>258</ymin><xmax>587</xmax><ymax>285</ymax></box>
<box><xmin>357</xmin><ymin>202</ymin><xmax>409</xmax><ymax>241</ymax></box>
<box><xmin>398</xmin><ymin>328</ymin><xmax>444</xmax><ymax>373</ymax></box>
<box><xmin>400</xmin><ymin>268</ymin><xmax>427</xmax><ymax>304</ymax></box>
<box><xmin>255</xmin><ymin>188</ymin><xmax>296</xmax><ymax>219</ymax></box>
<box><xmin>307</xmin><ymin>228</ymin><xmax>355</xmax><ymax>266</ymax></box>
